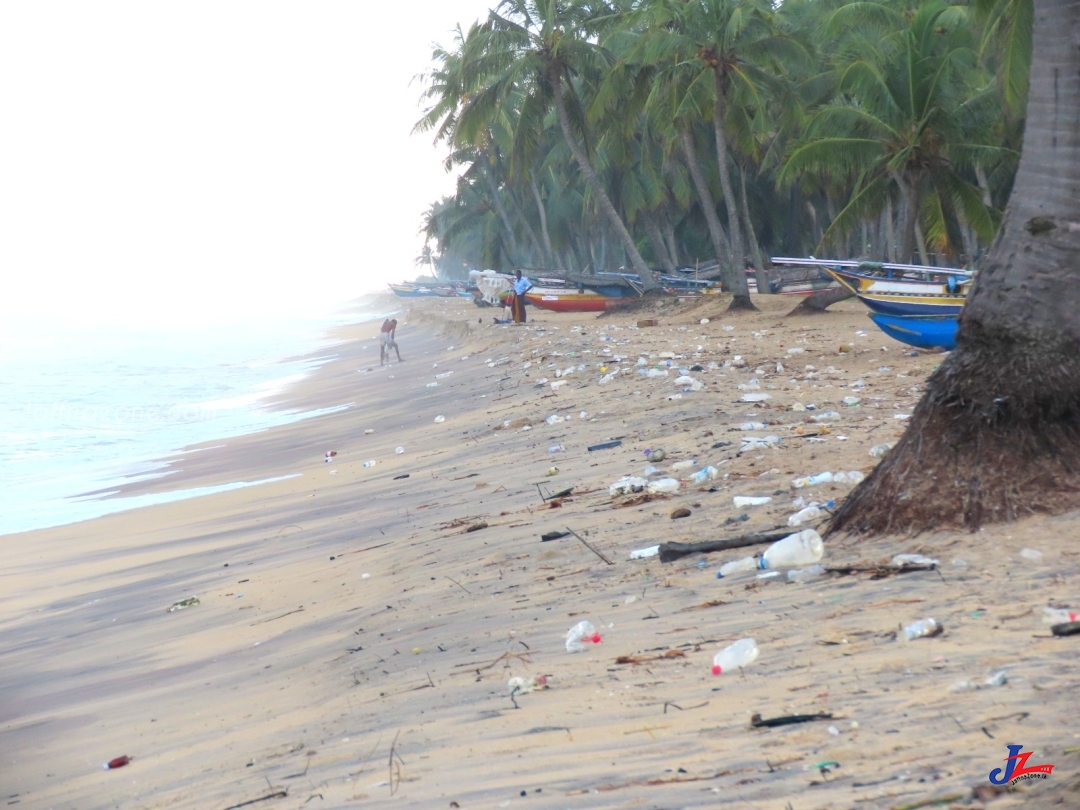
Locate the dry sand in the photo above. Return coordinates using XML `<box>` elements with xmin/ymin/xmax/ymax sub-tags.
<box><xmin>3</xmin><ymin>293</ymin><xmax>1079</xmax><ymax>810</ymax></box>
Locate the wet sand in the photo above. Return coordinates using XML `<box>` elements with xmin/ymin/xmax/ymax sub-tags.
<box><xmin>2</xmin><ymin>293</ymin><xmax>1077</xmax><ymax>809</ymax></box>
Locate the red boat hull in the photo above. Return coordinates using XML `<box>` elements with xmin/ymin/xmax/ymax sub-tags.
<box><xmin>524</xmin><ymin>290</ymin><xmax>610</xmax><ymax>312</ymax></box>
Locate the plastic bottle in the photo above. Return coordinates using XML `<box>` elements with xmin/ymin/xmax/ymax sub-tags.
<box><xmin>811</xmin><ymin>411</ymin><xmax>841</xmax><ymax>422</ymax></box>
<box><xmin>362</xmin><ymin>460</ymin><xmax>377</xmax><ymax>468</ymax></box>
<box><xmin>733</xmin><ymin>495</ymin><xmax>771</xmax><ymax>507</ymax></box>
<box><xmin>648</xmin><ymin>478</ymin><xmax>680</xmax><ymax>494</ymax></box>
<box><xmin>103</xmin><ymin>755</ymin><xmax>130</xmax><ymax>770</ymax></box>
<box><xmin>831</xmin><ymin>471</ymin><xmax>865</xmax><ymax>484</ymax></box>
<box><xmin>545</xmin><ymin>414</ymin><xmax>565</xmax><ymax>424</ymax></box>
<box><xmin>787</xmin><ymin>564</ymin><xmax>827</xmax><ymax>583</ymax></box>
<box><xmin>434</xmin><ymin>415</ymin><xmax>445</xmax><ymax>423</ymax></box>
<box><xmin>711</xmin><ymin>638</ymin><xmax>759</xmax><ymax>674</ymax></box>
<box><xmin>565</xmin><ymin>620</ymin><xmax>602</xmax><ymax>652</ymax></box>
<box><xmin>717</xmin><ymin>556</ymin><xmax>758</xmax><ymax>578</ymax></box>
<box><xmin>395</xmin><ymin>446</ymin><xmax>405</xmax><ymax>454</ymax></box>
<box><xmin>691</xmin><ymin>466</ymin><xmax>719</xmax><ymax>484</ymax></box>
<box><xmin>548</xmin><ymin>444</ymin><xmax>565</xmax><ymax>453</ymax></box>
<box><xmin>1042</xmin><ymin>607</ymin><xmax>1080</xmax><ymax>625</ymax></box>
<box><xmin>792</xmin><ymin>471</ymin><xmax>833</xmax><ymax>488</ymax></box>
<box><xmin>672</xmin><ymin>459</ymin><xmax>697</xmax><ymax>471</ymax></box>
<box><xmin>739</xmin><ymin>422</ymin><xmax>769</xmax><ymax>431</ymax></box>
<box><xmin>869</xmin><ymin>443</ymin><xmax>892</xmax><ymax>458</ymax></box>
<box><xmin>903</xmin><ymin>618</ymin><xmax>942</xmax><ymax>640</ymax></box>
<box><xmin>788</xmin><ymin>505</ymin><xmax>824</xmax><ymax>526</ymax></box>
<box><xmin>761</xmin><ymin>530</ymin><xmax>824</xmax><ymax>568</ymax></box>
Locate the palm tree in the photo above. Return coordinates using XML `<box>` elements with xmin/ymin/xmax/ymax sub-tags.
<box><xmin>779</xmin><ymin>1</ymin><xmax>1007</xmax><ymax>263</ymax></box>
<box><xmin>470</xmin><ymin>0</ymin><xmax>663</xmax><ymax>290</ymax></box>
<box><xmin>831</xmin><ymin>0</ymin><xmax>1080</xmax><ymax>533</ymax></box>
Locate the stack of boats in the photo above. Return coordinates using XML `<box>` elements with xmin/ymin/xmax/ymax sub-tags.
<box><xmin>771</xmin><ymin>257</ymin><xmax>969</xmax><ymax>350</ymax></box>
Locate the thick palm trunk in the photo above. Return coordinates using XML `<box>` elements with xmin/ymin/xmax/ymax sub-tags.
<box><xmin>830</xmin><ymin>0</ymin><xmax>1080</xmax><ymax>534</ymax></box>
<box><xmin>679</xmin><ymin>121</ymin><xmax>737</xmax><ymax>288</ymax></box>
<box><xmin>712</xmin><ymin>70</ymin><xmax>754</xmax><ymax>310</ymax></box>
<box><xmin>551</xmin><ymin>77</ymin><xmax>660</xmax><ymax>293</ymax></box>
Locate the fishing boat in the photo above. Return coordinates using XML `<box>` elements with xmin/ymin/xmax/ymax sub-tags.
<box><xmin>855</xmin><ymin>289</ymin><xmax>965</xmax><ymax>316</ymax></box>
<box><xmin>524</xmin><ymin>287</ymin><xmax>612</xmax><ymax>313</ymax></box>
<box><xmin>389</xmin><ymin>282</ymin><xmax>441</xmax><ymax>297</ymax></box>
<box><xmin>868</xmin><ymin>313</ymin><xmax>959</xmax><ymax>351</ymax></box>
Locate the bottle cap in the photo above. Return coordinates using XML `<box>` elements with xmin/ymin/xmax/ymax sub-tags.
<box><xmin>711</xmin><ymin>664</ymin><xmax>722</xmax><ymax>675</ymax></box>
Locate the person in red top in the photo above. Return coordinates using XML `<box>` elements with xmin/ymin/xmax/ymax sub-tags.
<box><xmin>379</xmin><ymin>318</ymin><xmax>403</xmax><ymax>366</ymax></box>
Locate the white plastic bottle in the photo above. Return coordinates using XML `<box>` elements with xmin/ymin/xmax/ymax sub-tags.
<box><xmin>565</xmin><ymin>620</ymin><xmax>602</xmax><ymax>652</ymax></box>
<box><xmin>712</xmin><ymin>638</ymin><xmax>759</xmax><ymax>674</ymax></box>
<box><xmin>788</xmin><ymin>505</ymin><xmax>824</xmax><ymax>526</ymax></box>
<box><xmin>761</xmin><ymin>530</ymin><xmax>824</xmax><ymax>568</ymax></box>
<box><xmin>733</xmin><ymin>495</ymin><xmax>772</xmax><ymax>507</ymax></box>
<box><xmin>647</xmin><ymin>478</ymin><xmax>680</xmax><ymax>494</ymax></box>
<box><xmin>1042</xmin><ymin>607</ymin><xmax>1080</xmax><ymax>625</ymax></box>
<box><xmin>716</xmin><ymin>556</ymin><xmax>759</xmax><ymax>578</ymax></box>
<box><xmin>692</xmin><ymin>466</ymin><xmax>719</xmax><ymax>484</ymax></box>
<box><xmin>903</xmin><ymin>618</ymin><xmax>942</xmax><ymax>640</ymax></box>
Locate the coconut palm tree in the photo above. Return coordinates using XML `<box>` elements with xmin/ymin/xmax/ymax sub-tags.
<box><xmin>831</xmin><ymin>0</ymin><xmax>1080</xmax><ymax>532</ymax></box>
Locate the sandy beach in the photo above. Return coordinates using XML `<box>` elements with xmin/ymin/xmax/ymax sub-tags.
<box><xmin>3</xmin><ymin>293</ymin><xmax>1078</xmax><ymax>810</ymax></box>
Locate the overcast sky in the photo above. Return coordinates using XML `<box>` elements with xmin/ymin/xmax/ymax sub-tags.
<box><xmin>0</xmin><ymin>2</ymin><xmax>497</xmax><ymax>327</ymax></box>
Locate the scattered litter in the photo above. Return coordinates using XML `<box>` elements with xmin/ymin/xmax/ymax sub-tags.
<box><xmin>903</xmin><ymin>618</ymin><xmax>943</xmax><ymax>640</ymax></box>
<box><xmin>545</xmin><ymin>414</ymin><xmax>565</xmax><ymax>424</ymax></box>
<box><xmin>741</xmin><ymin>435</ymin><xmax>781</xmax><ymax>450</ymax></box>
<box><xmin>395</xmin><ymin>446</ymin><xmax>405</xmax><ymax>454</ymax></box>
<box><xmin>691</xmin><ymin>466</ymin><xmax>720</xmax><ymax>484</ymax></box>
<box><xmin>1043</xmin><ymin>607</ymin><xmax>1080</xmax><ymax>624</ymax></box>
<box><xmin>892</xmin><ymin>553</ymin><xmax>938</xmax><ymax>567</ymax></box>
<box><xmin>362</xmin><ymin>460</ymin><xmax>377</xmax><ymax>468</ymax></box>
<box><xmin>1051</xmin><ymin>621</ymin><xmax>1080</xmax><ymax>636</ymax></box>
<box><xmin>647</xmin><ymin>478</ymin><xmax>680</xmax><ymax>494</ymax></box>
<box><xmin>393</xmin><ymin>474</ymin><xmax>410</xmax><ymax>480</ymax></box>
<box><xmin>610</xmin><ymin>476</ymin><xmax>648</xmax><ymax>496</ymax></box>
<box><xmin>869</xmin><ymin>443</ymin><xmax>893</xmax><ymax>458</ymax></box>
<box><xmin>566</xmin><ymin>620</ymin><xmax>602</xmax><ymax>653</ymax></box>
<box><xmin>508</xmin><ymin>675</ymin><xmax>548</xmax><ymax>695</ymax></box>
<box><xmin>629</xmin><ymin>545</ymin><xmax>660</xmax><ymax>560</ymax></box>
<box><xmin>672</xmin><ymin>459</ymin><xmax>696</xmax><ymax>471</ymax></box>
<box><xmin>545</xmin><ymin>467</ymin><xmax>559</xmax><ymax>476</ymax></box>
<box><xmin>738</xmin><ymin>422</ymin><xmax>768</xmax><ymax>431</ymax></box>
<box><xmin>740</xmin><ymin>392</ymin><xmax>772</xmax><ymax>402</ymax></box>
<box><xmin>712</xmin><ymin>638</ymin><xmax>758</xmax><ymax>674</ymax></box>
<box><xmin>167</xmin><ymin>597</ymin><xmax>199</xmax><ymax>613</ymax></box>
<box><xmin>324</xmin><ymin>450</ymin><xmax>337</xmax><ymax>462</ymax></box>
<box><xmin>434</xmin><ymin>415</ymin><xmax>446</xmax><ymax>423</ymax></box>
<box><xmin>588</xmin><ymin>440</ymin><xmax>623</xmax><ymax>451</ymax></box>
<box><xmin>733</xmin><ymin>496</ymin><xmax>771</xmax><ymax>508</ymax></box>
<box><xmin>1020</xmin><ymin>548</ymin><xmax>1044</xmax><ymax>561</ymax></box>
<box><xmin>787</xmin><ymin>564</ymin><xmax>827</xmax><ymax>583</ymax></box>
<box><xmin>364</xmin><ymin>429</ymin><xmax>375</xmax><ymax>435</ymax></box>
<box><xmin>103</xmin><ymin>755</ymin><xmax>130</xmax><ymax>770</ymax></box>
<box><xmin>645</xmin><ymin>448</ymin><xmax>666</xmax><ymax>462</ymax></box>
<box><xmin>751</xmin><ymin>713</ymin><xmax>832</xmax><ymax>728</ymax></box>
<box><xmin>541</xmin><ymin>530</ymin><xmax>571</xmax><ymax>542</ymax></box>
<box><xmin>841</xmin><ymin>396</ymin><xmax>861</xmax><ymax>406</ymax></box>
<box><xmin>810</xmin><ymin>411</ymin><xmax>841</xmax><ymax>422</ymax></box>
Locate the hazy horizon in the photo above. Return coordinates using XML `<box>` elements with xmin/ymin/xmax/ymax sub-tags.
<box><xmin>0</xmin><ymin>1</ymin><xmax>497</xmax><ymax>328</ymax></box>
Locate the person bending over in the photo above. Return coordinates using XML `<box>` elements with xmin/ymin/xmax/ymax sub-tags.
<box><xmin>379</xmin><ymin>318</ymin><xmax>403</xmax><ymax>365</ymax></box>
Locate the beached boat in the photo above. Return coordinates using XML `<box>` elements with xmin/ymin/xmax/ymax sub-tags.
<box><xmin>854</xmin><ymin>289</ymin><xmax>965</xmax><ymax>316</ymax></box>
<box><xmin>869</xmin><ymin>312</ymin><xmax>959</xmax><ymax>351</ymax></box>
<box><xmin>389</xmin><ymin>282</ymin><xmax>441</xmax><ymax>297</ymax></box>
<box><xmin>524</xmin><ymin>287</ymin><xmax>611</xmax><ymax>312</ymax></box>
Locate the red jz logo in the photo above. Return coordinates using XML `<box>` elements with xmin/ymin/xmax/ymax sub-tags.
<box><xmin>988</xmin><ymin>745</ymin><xmax>1055</xmax><ymax>785</ymax></box>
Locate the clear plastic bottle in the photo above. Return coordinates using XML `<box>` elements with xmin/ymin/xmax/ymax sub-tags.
<box><xmin>738</xmin><ymin>422</ymin><xmax>769</xmax><ymax>430</ymax></box>
<box><xmin>711</xmin><ymin>638</ymin><xmax>759</xmax><ymax>674</ymax></box>
<box><xmin>733</xmin><ymin>495</ymin><xmax>771</xmax><ymax>507</ymax></box>
<box><xmin>692</xmin><ymin>466</ymin><xmax>719</xmax><ymax>484</ymax></box>
<box><xmin>811</xmin><ymin>411</ymin><xmax>842</xmax><ymax>422</ymax></box>
<box><xmin>548</xmin><ymin>444</ymin><xmax>565</xmax><ymax>453</ymax></box>
<box><xmin>761</xmin><ymin>529</ymin><xmax>824</xmax><ymax>568</ymax></box>
<box><xmin>869</xmin><ymin>443</ymin><xmax>893</xmax><ymax>458</ymax></box>
<box><xmin>792</xmin><ymin>471</ymin><xmax>833</xmax><ymax>488</ymax></box>
<box><xmin>717</xmin><ymin>556</ymin><xmax>759</xmax><ymax>578</ymax></box>
<box><xmin>565</xmin><ymin>620</ymin><xmax>602</xmax><ymax>652</ymax></box>
<box><xmin>787</xmin><ymin>564</ymin><xmax>827</xmax><ymax>583</ymax></box>
<box><xmin>903</xmin><ymin>618</ymin><xmax>942</xmax><ymax>640</ymax></box>
<box><xmin>647</xmin><ymin>478</ymin><xmax>680</xmax><ymax>494</ymax></box>
<box><xmin>787</xmin><ymin>505</ymin><xmax>823</xmax><ymax>526</ymax></box>
<box><xmin>1042</xmin><ymin>607</ymin><xmax>1080</xmax><ymax>625</ymax></box>
<box><xmin>362</xmin><ymin>460</ymin><xmax>377</xmax><ymax>468</ymax></box>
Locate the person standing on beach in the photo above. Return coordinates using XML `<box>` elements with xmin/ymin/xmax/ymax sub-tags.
<box><xmin>510</xmin><ymin>270</ymin><xmax>532</xmax><ymax>324</ymax></box>
<box><xmin>379</xmin><ymin>318</ymin><xmax>402</xmax><ymax>366</ymax></box>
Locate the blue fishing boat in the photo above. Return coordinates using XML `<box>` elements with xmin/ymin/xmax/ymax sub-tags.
<box><xmin>856</xmin><ymin>289</ymin><xmax>965</xmax><ymax>316</ymax></box>
<box><xmin>869</xmin><ymin>313</ymin><xmax>959</xmax><ymax>351</ymax></box>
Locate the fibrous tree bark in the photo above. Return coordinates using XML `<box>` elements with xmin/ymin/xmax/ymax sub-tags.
<box><xmin>830</xmin><ymin>0</ymin><xmax>1080</xmax><ymax>534</ymax></box>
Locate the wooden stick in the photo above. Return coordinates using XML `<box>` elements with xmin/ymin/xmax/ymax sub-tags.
<box><xmin>222</xmin><ymin>791</ymin><xmax>288</xmax><ymax>810</ymax></box>
<box><xmin>658</xmin><ymin>531</ymin><xmax>791</xmax><ymax>563</ymax></box>
<box><xmin>566</xmin><ymin>527</ymin><xmax>614</xmax><ymax>565</ymax></box>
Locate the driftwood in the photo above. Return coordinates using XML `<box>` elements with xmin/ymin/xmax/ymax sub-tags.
<box><xmin>751</xmin><ymin>712</ymin><xmax>833</xmax><ymax>728</ymax></box>
<box><xmin>658</xmin><ymin>531</ymin><xmax>790</xmax><ymax>563</ymax></box>
<box><xmin>786</xmin><ymin>285</ymin><xmax>855</xmax><ymax>315</ymax></box>
<box><xmin>1051</xmin><ymin>620</ymin><xmax>1080</xmax><ymax>636</ymax></box>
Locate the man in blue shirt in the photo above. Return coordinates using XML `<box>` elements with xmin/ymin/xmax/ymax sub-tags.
<box><xmin>511</xmin><ymin>270</ymin><xmax>533</xmax><ymax>323</ymax></box>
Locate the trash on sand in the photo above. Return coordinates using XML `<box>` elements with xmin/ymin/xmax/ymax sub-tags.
<box><xmin>508</xmin><ymin>675</ymin><xmax>548</xmax><ymax>695</ymax></box>
<box><xmin>740</xmin><ymin>392</ymin><xmax>772</xmax><ymax>402</ymax></box>
<box><xmin>741</xmin><ymin>435</ymin><xmax>781</xmax><ymax>451</ymax></box>
<box><xmin>810</xmin><ymin>411</ymin><xmax>841</xmax><ymax>422</ymax></box>
<box><xmin>717</xmin><ymin>556</ymin><xmax>758</xmax><ymax>578</ymax></box>
<box><xmin>637</xmin><ymin>318</ymin><xmax>659</xmax><ymax>327</ymax></box>
<box><xmin>630</xmin><ymin>545</ymin><xmax>660</xmax><ymax>560</ymax></box>
<box><xmin>647</xmin><ymin>478</ymin><xmax>680</xmax><ymax>494</ymax></box>
<box><xmin>1020</xmin><ymin>548</ymin><xmax>1044</xmax><ymax>561</ymax></box>
<box><xmin>103</xmin><ymin>755</ymin><xmax>130</xmax><ymax>770</ymax></box>
<box><xmin>546</xmin><ymin>467</ymin><xmax>559</xmax><ymax>476</ymax></box>
<box><xmin>566</xmin><ymin>620</ymin><xmax>602</xmax><ymax>652</ymax></box>
<box><xmin>670</xmin><ymin>506</ymin><xmax>692</xmax><ymax>519</ymax></box>
<box><xmin>1051</xmin><ymin>621</ymin><xmax>1080</xmax><ymax>636</ymax></box>
<box><xmin>364</xmin><ymin>429</ymin><xmax>375</xmax><ymax>434</ymax></box>
<box><xmin>588</xmin><ymin>440</ymin><xmax>623</xmax><ymax>451</ymax></box>
<box><xmin>892</xmin><ymin>553</ymin><xmax>939</xmax><ymax>567</ymax></box>
<box><xmin>788</xmin><ymin>505</ymin><xmax>826</xmax><ymax>526</ymax></box>
<box><xmin>869</xmin><ymin>443</ymin><xmax>893</xmax><ymax>458</ymax></box>
<box><xmin>751</xmin><ymin>712</ymin><xmax>833</xmax><ymax>728</ymax></box>
<box><xmin>672</xmin><ymin>459</ymin><xmax>696</xmax><ymax>471</ymax></box>
<box><xmin>542</xmin><ymin>530</ymin><xmax>571</xmax><ymax>542</ymax></box>
<box><xmin>324</xmin><ymin>450</ymin><xmax>337</xmax><ymax>462</ymax></box>
<box><xmin>545</xmin><ymin>414</ymin><xmax>565</xmax><ymax>424</ymax></box>
<box><xmin>1043</xmin><ymin>607</ymin><xmax>1080</xmax><ymax>624</ymax></box>
<box><xmin>434</xmin><ymin>415</ymin><xmax>446</xmax><ymax>423</ymax></box>
<box><xmin>362</xmin><ymin>460</ymin><xmax>377</xmax><ymax>467</ymax></box>
<box><xmin>610</xmin><ymin>476</ymin><xmax>648</xmax><ymax>496</ymax></box>
<box><xmin>691</xmin><ymin>466</ymin><xmax>720</xmax><ymax>484</ymax></box>
<box><xmin>167</xmin><ymin>597</ymin><xmax>199</xmax><ymax>613</ymax></box>
<box><xmin>395</xmin><ymin>447</ymin><xmax>405</xmax><ymax>454</ymax></box>
<box><xmin>738</xmin><ymin>422</ymin><xmax>768</xmax><ymax>431</ymax></box>
<box><xmin>712</xmin><ymin>638</ymin><xmax>758</xmax><ymax>674</ymax></box>
<box><xmin>645</xmin><ymin>448</ymin><xmax>666</xmax><ymax>462</ymax></box>
<box><xmin>393</xmin><ymin>474</ymin><xmax>410</xmax><ymax>480</ymax></box>
<box><xmin>733</xmin><ymin>495</ymin><xmax>771</xmax><ymax>508</ymax></box>
<box><xmin>762</xmin><ymin>530</ymin><xmax>824</xmax><ymax>568</ymax></box>
<box><xmin>903</xmin><ymin>618</ymin><xmax>943</xmax><ymax>640</ymax></box>
<box><xmin>787</xmin><ymin>564</ymin><xmax>827</xmax><ymax>583</ymax></box>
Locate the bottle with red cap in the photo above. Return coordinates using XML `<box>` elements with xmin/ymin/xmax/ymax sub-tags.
<box><xmin>711</xmin><ymin>638</ymin><xmax>759</xmax><ymax>675</ymax></box>
<box><xmin>565</xmin><ymin>620</ymin><xmax>602</xmax><ymax>652</ymax></box>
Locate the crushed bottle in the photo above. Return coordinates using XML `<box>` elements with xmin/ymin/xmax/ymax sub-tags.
<box><xmin>566</xmin><ymin>620</ymin><xmax>602</xmax><ymax>653</ymax></box>
<box><xmin>711</xmin><ymin>638</ymin><xmax>759</xmax><ymax>674</ymax></box>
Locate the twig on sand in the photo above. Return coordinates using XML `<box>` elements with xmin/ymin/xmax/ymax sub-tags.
<box><xmin>658</xmin><ymin>531</ymin><xmax>791</xmax><ymax>563</ymax></box>
<box><xmin>445</xmin><ymin>576</ymin><xmax>472</xmax><ymax>594</ymax></box>
<box><xmin>566</xmin><ymin>527</ymin><xmax>614</xmax><ymax>565</ymax></box>
<box><xmin>222</xmin><ymin>794</ymin><xmax>289</xmax><ymax>810</ymax></box>
<box><xmin>388</xmin><ymin>730</ymin><xmax>404</xmax><ymax>796</ymax></box>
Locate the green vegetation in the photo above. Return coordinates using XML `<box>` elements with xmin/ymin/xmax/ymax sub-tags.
<box><xmin>415</xmin><ymin>0</ymin><xmax>1025</xmax><ymax>291</ymax></box>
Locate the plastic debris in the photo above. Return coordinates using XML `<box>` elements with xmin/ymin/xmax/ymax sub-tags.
<box><xmin>395</xmin><ymin>446</ymin><xmax>405</xmax><ymax>454</ymax></box>
<box><xmin>103</xmin><ymin>755</ymin><xmax>130</xmax><ymax>770</ymax></box>
<box><xmin>733</xmin><ymin>495</ymin><xmax>771</xmax><ymax>507</ymax></box>
<box><xmin>629</xmin><ymin>545</ymin><xmax>660</xmax><ymax>560</ymax></box>
<box><xmin>869</xmin><ymin>443</ymin><xmax>893</xmax><ymax>458</ymax></box>
<box><xmin>892</xmin><ymin>553</ymin><xmax>939</xmax><ymax>567</ymax></box>
<box><xmin>712</xmin><ymin>638</ymin><xmax>759</xmax><ymax>674</ymax></box>
<box><xmin>566</xmin><ymin>620</ymin><xmax>602</xmax><ymax>652</ymax></box>
<box><xmin>647</xmin><ymin>478</ymin><xmax>680</xmax><ymax>494</ymax></box>
<box><xmin>610</xmin><ymin>476</ymin><xmax>647</xmax><ymax>496</ymax></box>
<box><xmin>741</xmin><ymin>392</ymin><xmax>772</xmax><ymax>402</ymax></box>
<box><xmin>1020</xmin><ymin>548</ymin><xmax>1044</xmax><ymax>561</ymax></box>
<box><xmin>903</xmin><ymin>618</ymin><xmax>943</xmax><ymax>640</ymax></box>
<box><xmin>324</xmin><ymin>450</ymin><xmax>337</xmax><ymax>462</ymax></box>
<box><xmin>691</xmin><ymin>466</ymin><xmax>720</xmax><ymax>484</ymax></box>
<box><xmin>166</xmin><ymin>597</ymin><xmax>199</xmax><ymax>613</ymax></box>
<box><xmin>508</xmin><ymin>675</ymin><xmax>548</xmax><ymax>695</ymax></box>
<box><xmin>434</xmin><ymin>415</ymin><xmax>446</xmax><ymax>423</ymax></box>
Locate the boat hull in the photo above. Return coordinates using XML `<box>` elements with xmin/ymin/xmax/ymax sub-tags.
<box><xmin>869</xmin><ymin>313</ymin><xmax>959</xmax><ymax>351</ymax></box>
<box><xmin>857</xmin><ymin>290</ymin><xmax>965</xmax><ymax>316</ymax></box>
<box><xmin>524</xmin><ymin>289</ymin><xmax>610</xmax><ymax>312</ymax></box>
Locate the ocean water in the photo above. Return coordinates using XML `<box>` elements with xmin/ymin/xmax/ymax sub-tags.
<box><xmin>0</xmin><ymin>300</ymin><xmax>391</xmax><ymax>537</ymax></box>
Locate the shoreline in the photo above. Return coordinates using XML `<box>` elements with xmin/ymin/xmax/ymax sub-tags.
<box><xmin>1</xmin><ymin>294</ymin><xmax>1075</xmax><ymax>809</ymax></box>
